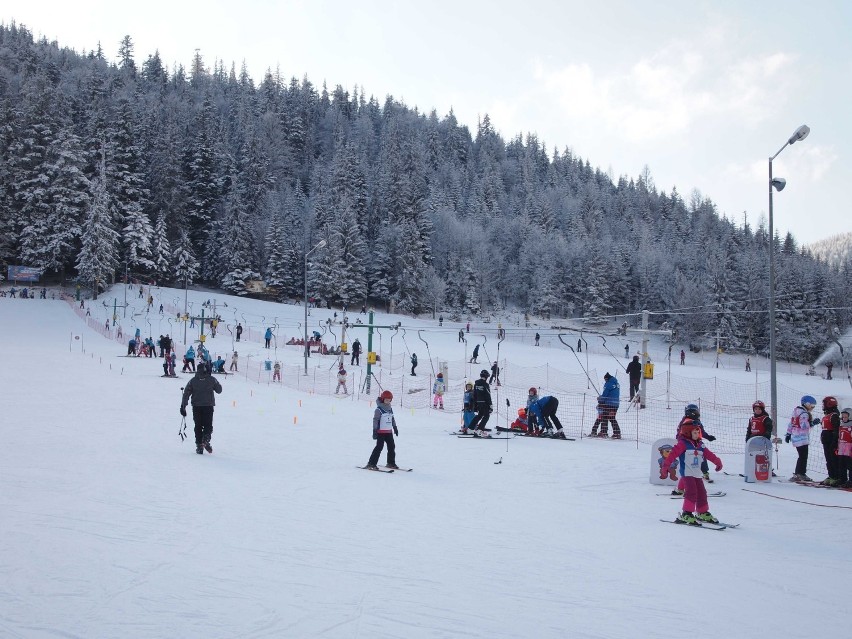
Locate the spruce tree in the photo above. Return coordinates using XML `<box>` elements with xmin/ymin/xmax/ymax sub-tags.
<box><xmin>77</xmin><ymin>160</ymin><xmax>120</xmax><ymax>298</ymax></box>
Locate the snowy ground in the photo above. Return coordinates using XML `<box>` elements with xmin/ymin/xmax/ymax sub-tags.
<box><xmin>1</xmin><ymin>290</ymin><xmax>848</xmax><ymax>638</ymax></box>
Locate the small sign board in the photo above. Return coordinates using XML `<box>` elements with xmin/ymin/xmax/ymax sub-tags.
<box><xmin>650</xmin><ymin>437</ymin><xmax>679</xmax><ymax>485</ymax></box>
<box><xmin>8</xmin><ymin>266</ymin><xmax>42</xmax><ymax>282</ymax></box>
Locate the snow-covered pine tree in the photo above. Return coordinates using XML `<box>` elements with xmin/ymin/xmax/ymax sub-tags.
<box><xmin>185</xmin><ymin>93</ymin><xmax>219</xmax><ymax>247</ymax></box>
<box><xmin>111</xmin><ymin>95</ymin><xmax>153</xmax><ymax>272</ymax></box>
<box><xmin>76</xmin><ymin>160</ymin><xmax>120</xmax><ymax>298</ymax></box>
<box><xmin>16</xmin><ymin>105</ymin><xmax>89</xmax><ymax>277</ymax></box>
<box><xmin>151</xmin><ymin>212</ymin><xmax>172</xmax><ymax>283</ymax></box>
<box><xmin>173</xmin><ymin>229</ymin><xmax>199</xmax><ymax>285</ymax></box>
<box><xmin>219</xmin><ymin>186</ymin><xmax>260</xmax><ymax>295</ymax></box>
<box><xmin>330</xmin><ymin>195</ymin><xmax>367</xmax><ymax>307</ymax></box>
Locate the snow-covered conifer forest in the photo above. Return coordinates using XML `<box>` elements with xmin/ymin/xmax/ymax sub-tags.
<box><xmin>0</xmin><ymin>23</ymin><xmax>849</xmax><ymax>362</ymax></box>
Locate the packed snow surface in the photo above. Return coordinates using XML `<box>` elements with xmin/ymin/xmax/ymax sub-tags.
<box><xmin>1</xmin><ymin>288</ymin><xmax>848</xmax><ymax>638</ymax></box>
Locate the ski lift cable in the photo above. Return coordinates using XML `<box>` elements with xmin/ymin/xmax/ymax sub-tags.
<box><xmin>417</xmin><ymin>330</ymin><xmax>437</xmax><ymax>377</ymax></box>
<box><xmin>557</xmin><ymin>333</ymin><xmax>600</xmax><ymax>395</ymax></box>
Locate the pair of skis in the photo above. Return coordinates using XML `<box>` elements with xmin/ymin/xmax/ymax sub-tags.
<box><xmin>778</xmin><ymin>478</ymin><xmax>852</xmax><ymax>492</ymax></box>
<box><xmin>659</xmin><ymin>518</ymin><xmax>738</xmax><ymax>531</ymax></box>
<box><xmin>512</xmin><ymin>431</ymin><xmax>576</xmax><ymax>441</ymax></box>
<box><xmin>357</xmin><ymin>465</ymin><xmax>413</xmax><ymax>473</ymax></box>
<box><xmin>658</xmin><ymin>491</ymin><xmax>726</xmax><ymax>498</ymax></box>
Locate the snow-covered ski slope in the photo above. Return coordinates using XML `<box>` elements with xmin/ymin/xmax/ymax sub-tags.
<box><xmin>1</xmin><ymin>289</ymin><xmax>848</xmax><ymax>638</ymax></box>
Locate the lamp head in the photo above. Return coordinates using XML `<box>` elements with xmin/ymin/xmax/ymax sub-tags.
<box><xmin>788</xmin><ymin>125</ymin><xmax>810</xmax><ymax>145</ymax></box>
<box><xmin>771</xmin><ymin>177</ymin><xmax>787</xmax><ymax>192</ymax></box>
<box><xmin>317</xmin><ymin>240</ymin><xmax>327</xmax><ymax>249</ymax></box>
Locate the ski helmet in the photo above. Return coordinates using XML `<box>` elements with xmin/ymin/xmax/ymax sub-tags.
<box><xmin>684</xmin><ymin>403</ymin><xmax>700</xmax><ymax>419</ymax></box>
<box><xmin>518</xmin><ymin>408</ymin><xmax>527</xmax><ymax>417</ymax></box>
<box><xmin>679</xmin><ymin>419</ymin><xmax>701</xmax><ymax>439</ymax></box>
<box><xmin>436</xmin><ymin>372</ymin><xmax>443</xmax><ymax>378</ymax></box>
<box><xmin>480</xmin><ymin>369</ymin><xmax>489</xmax><ymax>379</ymax></box>
<box><xmin>529</xmin><ymin>387</ymin><xmax>538</xmax><ymax>395</ymax></box>
<box><xmin>841</xmin><ymin>407</ymin><xmax>851</xmax><ymax>418</ymax></box>
<box><xmin>752</xmin><ymin>400</ymin><xmax>766</xmax><ymax>414</ymax></box>
<box><xmin>380</xmin><ymin>390</ymin><xmax>393</xmax><ymax>402</ymax></box>
<box><xmin>822</xmin><ymin>396</ymin><xmax>838</xmax><ymax>410</ymax></box>
<box><xmin>801</xmin><ymin>395</ymin><xmax>817</xmax><ymax>408</ymax></box>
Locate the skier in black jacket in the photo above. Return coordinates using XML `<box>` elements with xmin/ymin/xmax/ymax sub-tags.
<box><xmin>468</xmin><ymin>370</ymin><xmax>493</xmax><ymax>436</ymax></box>
<box><xmin>626</xmin><ymin>355</ymin><xmax>642</xmax><ymax>400</ymax></box>
<box><xmin>180</xmin><ymin>362</ymin><xmax>223</xmax><ymax>454</ymax></box>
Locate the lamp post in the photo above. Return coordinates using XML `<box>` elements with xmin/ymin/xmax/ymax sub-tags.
<box><xmin>123</xmin><ymin>262</ymin><xmax>129</xmax><ymax>318</ymax></box>
<box><xmin>183</xmin><ymin>274</ymin><xmax>188</xmax><ymax>345</ymax></box>
<box><xmin>304</xmin><ymin>239</ymin><xmax>327</xmax><ymax>375</ymax></box>
<box><xmin>768</xmin><ymin>124</ymin><xmax>810</xmax><ymax>436</ymax></box>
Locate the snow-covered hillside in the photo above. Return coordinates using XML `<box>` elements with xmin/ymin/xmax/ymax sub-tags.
<box><xmin>1</xmin><ymin>287</ymin><xmax>848</xmax><ymax>638</ymax></box>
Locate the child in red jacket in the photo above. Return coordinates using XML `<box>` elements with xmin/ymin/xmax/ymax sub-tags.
<box><xmin>661</xmin><ymin>421</ymin><xmax>723</xmax><ymax>524</ymax></box>
<box><xmin>510</xmin><ymin>408</ymin><xmax>530</xmax><ymax>432</ymax></box>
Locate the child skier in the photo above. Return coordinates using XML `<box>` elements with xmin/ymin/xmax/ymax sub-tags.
<box><xmin>660</xmin><ymin>420</ymin><xmax>724</xmax><ymax>524</ymax></box>
<box><xmin>746</xmin><ymin>400</ymin><xmax>773</xmax><ymax>441</ymax></box>
<box><xmin>432</xmin><ymin>372</ymin><xmax>445</xmax><ymax>409</ymax></box>
<box><xmin>273</xmin><ymin>361</ymin><xmax>281</xmax><ymax>382</ymax></box>
<box><xmin>837</xmin><ymin>407</ymin><xmax>852</xmax><ymax>488</ymax></box>
<box><xmin>336</xmin><ymin>365</ymin><xmax>348</xmax><ymax>395</ymax></box>
<box><xmin>461</xmin><ymin>382</ymin><xmax>475</xmax><ymax>433</ymax></box>
<box><xmin>819</xmin><ymin>396</ymin><xmax>841</xmax><ymax>486</ymax></box>
<box><xmin>527</xmin><ymin>387</ymin><xmax>541</xmax><ymax>433</ymax></box>
<box><xmin>786</xmin><ymin>395</ymin><xmax>817</xmax><ymax>482</ymax></box>
<box><xmin>527</xmin><ymin>394</ymin><xmax>568</xmax><ymax>438</ymax></box>
<box><xmin>510</xmin><ymin>408</ymin><xmax>530</xmax><ymax>432</ymax></box>
<box><xmin>183</xmin><ymin>345</ymin><xmax>196</xmax><ymax>372</ymax></box>
<box><xmin>677</xmin><ymin>404</ymin><xmax>717</xmax><ymax>481</ymax></box>
<box><xmin>366</xmin><ymin>390</ymin><xmax>398</xmax><ymax>470</ymax></box>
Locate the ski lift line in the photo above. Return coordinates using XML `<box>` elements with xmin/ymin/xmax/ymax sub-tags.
<box><xmin>479</xmin><ymin>334</ymin><xmax>492</xmax><ymax>367</ymax></box>
<box><xmin>400</xmin><ymin>327</ymin><xmax>413</xmax><ymax>357</ymax></box>
<box><xmin>599</xmin><ymin>336</ymin><xmax>627</xmax><ymax>372</ymax></box>
<box><xmin>557</xmin><ymin>334</ymin><xmax>601</xmax><ymax>395</ymax></box>
<box><xmin>417</xmin><ymin>330</ymin><xmax>437</xmax><ymax>377</ymax></box>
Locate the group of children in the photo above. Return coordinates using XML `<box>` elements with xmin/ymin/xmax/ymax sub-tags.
<box><xmin>785</xmin><ymin>395</ymin><xmax>852</xmax><ymax>487</ymax></box>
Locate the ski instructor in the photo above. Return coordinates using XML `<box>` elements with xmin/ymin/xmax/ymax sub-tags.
<box><xmin>180</xmin><ymin>362</ymin><xmax>223</xmax><ymax>455</ymax></box>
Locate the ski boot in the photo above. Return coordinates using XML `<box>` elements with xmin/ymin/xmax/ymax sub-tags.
<box><xmin>552</xmin><ymin>430</ymin><xmax>567</xmax><ymax>439</ymax></box>
<box><xmin>196</xmin><ymin>444</ymin><xmax>204</xmax><ymax>455</ymax></box>
<box><xmin>675</xmin><ymin>511</ymin><xmax>697</xmax><ymax>525</ymax></box>
<box><xmin>696</xmin><ymin>512</ymin><xmax>719</xmax><ymax>524</ymax></box>
<box><xmin>386</xmin><ymin>463</ymin><xmax>399</xmax><ymax>469</ymax></box>
<box><xmin>670</xmin><ymin>489</ymin><xmax>684</xmax><ymax>496</ymax></box>
<box><xmin>611</xmin><ymin>433</ymin><xmax>622</xmax><ymax>439</ymax></box>
<box><xmin>702</xmin><ymin>472</ymin><xmax>713</xmax><ymax>483</ymax></box>
<box><xmin>203</xmin><ymin>439</ymin><xmax>213</xmax><ymax>454</ymax></box>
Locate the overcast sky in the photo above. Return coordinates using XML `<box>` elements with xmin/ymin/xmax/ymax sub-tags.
<box><xmin>4</xmin><ymin>0</ymin><xmax>849</xmax><ymax>244</ymax></box>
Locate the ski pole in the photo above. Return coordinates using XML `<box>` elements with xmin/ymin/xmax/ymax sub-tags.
<box><xmin>505</xmin><ymin>397</ymin><xmax>510</xmax><ymax>453</ymax></box>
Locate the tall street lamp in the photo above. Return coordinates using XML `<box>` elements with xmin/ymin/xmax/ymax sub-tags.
<box><xmin>123</xmin><ymin>262</ymin><xmax>129</xmax><ymax>318</ymax></box>
<box><xmin>768</xmin><ymin>124</ymin><xmax>810</xmax><ymax>436</ymax></box>
<box><xmin>304</xmin><ymin>239</ymin><xmax>327</xmax><ymax>375</ymax></box>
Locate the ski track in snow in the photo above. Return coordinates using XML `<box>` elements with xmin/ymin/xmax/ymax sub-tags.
<box><xmin>0</xmin><ymin>289</ymin><xmax>848</xmax><ymax>638</ymax></box>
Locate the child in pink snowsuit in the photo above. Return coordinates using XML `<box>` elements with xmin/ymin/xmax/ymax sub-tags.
<box><xmin>432</xmin><ymin>372</ymin><xmax>445</xmax><ymax>409</ymax></box>
<box><xmin>661</xmin><ymin>419</ymin><xmax>723</xmax><ymax>524</ymax></box>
